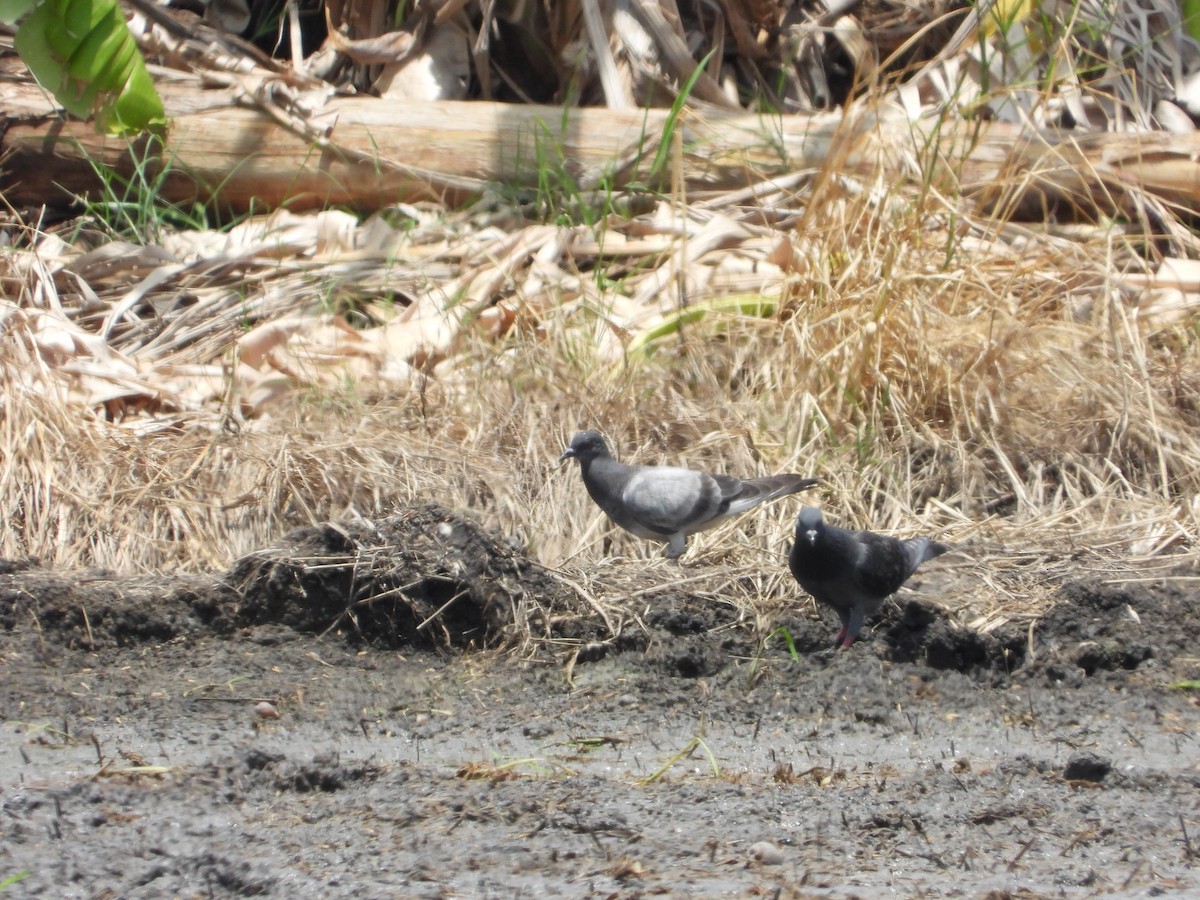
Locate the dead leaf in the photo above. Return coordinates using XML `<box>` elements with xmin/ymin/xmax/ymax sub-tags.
<box><xmin>376</xmin><ymin>22</ymin><xmax>469</xmax><ymax>102</ymax></box>
<box><xmin>238</xmin><ymin>318</ymin><xmax>311</xmax><ymax>368</ymax></box>
<box><xmin>326</xmin><ymin>20</ymin><xmax>425</xmax><ymax>66</ymax></box>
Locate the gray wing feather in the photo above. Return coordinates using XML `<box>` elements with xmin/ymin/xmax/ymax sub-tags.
<box><xmin>620</xmin><ymin>467</ymin><xmax>719</xmax><ymax>533</ymax></box>
<box><xmin>722</xmin><ymin>474</ymin><xmax>819</xmax><ymax>517</ymax></box>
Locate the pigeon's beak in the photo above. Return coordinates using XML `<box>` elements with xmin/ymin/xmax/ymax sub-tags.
<box><xmin>558</xmin><ymin>448</ymin><xmax>576</xmax><ymax>463</ymax></box>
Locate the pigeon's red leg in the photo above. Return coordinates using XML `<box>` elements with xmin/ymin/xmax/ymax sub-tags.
<box><xmin>843</xmin><ymin>606</ymin><xmax>866</xmax><ymax>648</ymax></box>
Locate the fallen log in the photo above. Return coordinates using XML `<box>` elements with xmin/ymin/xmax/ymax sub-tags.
<box><xmin>2</xmin><ymin>74</ymin><xmax>1199</xmax><ymax>222</ymax></box>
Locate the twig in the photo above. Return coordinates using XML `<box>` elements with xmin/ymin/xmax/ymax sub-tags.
<box><xmin>1181</xmin><ymin>814</ymin><xmax>1196</xmax><ymax>863</ymax></box>
<box><xmin>1007</xmin><ymin>837</ymin><xmax>1036</xmax><ymax>871</ymax></box>
<box><xmin>416</xmin><ymin>589</ymin><xmax>469</xmax><ymax>632</ymax></box>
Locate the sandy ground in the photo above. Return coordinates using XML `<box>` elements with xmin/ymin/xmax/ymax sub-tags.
<box><xmin>2</xmin><ymin>506</ymin><xmax>1198</xmax><ymax>898</ymax></box>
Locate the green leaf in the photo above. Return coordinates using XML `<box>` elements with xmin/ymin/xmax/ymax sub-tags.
<box><xmin>0</xmin><ymin>0</ymin><xmax>37</xmax><ymax>24</ymax></box>
<box><xmin>14</xmin><ymin>0</ymin><xmax>165</xmax><ymax>133</ymax></box>
<box><xmin>1168</xmin><ymin>680</ymin><xmax>1200</xmax><ymax>691</ymax></box>
<box><xmin>50</xmin><ymin>0</ymin><xmax>112</xmax><ymax>51</ymax></box>
<box><xmin>103</xmin><ymin>60</ymin><xmax>165</xmax><ymax>132</ymax></box>
<box><xmin>1186</xmin><ymin>0</ymin><xmax>1200</xmax><ymax>44</ymax></box>
<box><xmin>67</xmin><ymin>11</ymin><xmax>136</xmax><ymax>83</ymax></box>
<box><xmin>16</xmin><ymin>1</ymin><xmax>98</xmax><ymax>118</ymax></box>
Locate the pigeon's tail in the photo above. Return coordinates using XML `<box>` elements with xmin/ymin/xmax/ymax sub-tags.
<box><xmin>905</xmin><ymin>537</ymin><xmax>950</xmax><ymax>573</ymax></box>
<box><xmin>726</xmin><ymin>474</ymin><xmax>819</xmax><ymax>514</ymax></box>
<box><xmin>751</xmin><ymin>474</ymin><xmax>820</xmax><ymax>501</ymax></box>
<box><xmin>775</xmin><ymin>474</ymin><xmax>821</xmax><ymax>497</ymax></box>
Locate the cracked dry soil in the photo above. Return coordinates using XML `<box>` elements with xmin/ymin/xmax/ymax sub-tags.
<box><xmin>1</xmin><ymin>505</ymin><xmax>1198</xmax><ymax>898</ymax></box>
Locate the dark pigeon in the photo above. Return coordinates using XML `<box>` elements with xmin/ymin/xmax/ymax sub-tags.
<box><xmin>788</xmin><ymin>506</ymin><xmax>949</xmax><ymax>649</ymax></box>
<box><xmin>560</xmin><ymin>431</ymin><xmax>818</xmax><ymax>559</ymax></box>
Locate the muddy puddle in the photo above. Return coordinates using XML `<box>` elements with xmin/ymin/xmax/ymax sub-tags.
<box><xmin>2</xmin><ymin>506</ymin><xmax>1198</xmax><ymax>897</ymax></box>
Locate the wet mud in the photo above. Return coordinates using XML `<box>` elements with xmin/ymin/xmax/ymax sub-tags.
<box><xmin>2</xmin><ymin>505</ymin><xmax>1198</xmax><ymax>897</ymax></box>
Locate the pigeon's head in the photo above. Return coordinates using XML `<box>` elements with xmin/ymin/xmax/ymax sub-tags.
<box><xmin>559</xmin><ymin>431</ymin><xmax>610</xmax><ymax>464</ymax></box>
<box><xmin>795</xmin><ymin>506</ymin><xmax>825</xmax><ymax>546</ymax></box>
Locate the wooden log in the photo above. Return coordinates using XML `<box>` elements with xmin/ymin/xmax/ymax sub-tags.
<box><xmin>0</xmin><ymin>78</ymin><xmax>860</xmax><ymax>213</ymax></box>
<box><xmin>3</xmin><ymin>75</ymin><xmax>1200</xmax><ymax>220</ymax></box>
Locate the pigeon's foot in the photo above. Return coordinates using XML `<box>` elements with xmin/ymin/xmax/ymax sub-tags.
<box><xmin>662</xmin><ymin>545</ymin><xmax>693</xmax><ymax>564</ymax></box>
<box><xmin>662</xmin><ymin>538</ymin><xmax>688</xmax><ymax>560</ymax></box>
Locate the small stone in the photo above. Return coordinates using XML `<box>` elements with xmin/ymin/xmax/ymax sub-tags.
<box><xmin>255</xmin><ymin>701</ymin><xmax>280</xmax><ymax>720</ymax></box>
<box><xmin>747</xmin><ymin>841</ymin><xmax>784</xmax><ymax>865</ymax></box>
<box><xmin>1063</xmin><ymin>752</ymin><xmax>1111</xmax><ymax>782</ymax></box>
<box><xmin>522</xmin><ymin>722</ymin><xmax>553</xmax><ymax>739</ymax></box>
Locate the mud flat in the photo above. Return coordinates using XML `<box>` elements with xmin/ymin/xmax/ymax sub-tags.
<box><xmin>2</xmin><ymin>507</ymin><xmax>1198</xmax><ymax>898</ymax></box>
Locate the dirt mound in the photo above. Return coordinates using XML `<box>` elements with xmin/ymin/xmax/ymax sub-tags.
<box><xmin>1004</xmin><ymin>574</ymin><xmax>1199</xmax><ymax>686</ymax></box>
<box><xmin>4</xmin><ymin>504</ymin><xmax>1192</xmax><ymax>683</ymax></box>
<box><xmin>1040</xmin><ymin>578</ymin><xmax>1186</xmax><ymax>667</ymax></box>
<box><xmin>0</xmin><ymin>504</ymin><xmax>573</xmax><ymax>652</ymax></box>
<box><xmin>880</xmin><ymin>598</ymin><xmax>1029</xmax><ymax>674</ymax></box>
<box><xmin>0</xmin><ymin>567</ymin><xmax>234</xmax><ymax>650</ymax></box>
<box><xmin>225</xmin><ymin>503</ymin><xmax>570</xmax><ymax>648</ymax></box>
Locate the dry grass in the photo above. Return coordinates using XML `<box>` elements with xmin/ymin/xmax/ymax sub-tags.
<box><xmin>2</xmin><ymin>159</ymin><xmax>1198</xmax><ymax>644</ymax></box>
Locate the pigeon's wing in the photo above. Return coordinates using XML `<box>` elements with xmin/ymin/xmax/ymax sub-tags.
<box><xmin>711</xmin><ymin>473</ymin><xmax>747</xmax><ymax>502</ymax></box>
<box><xmin>620</xmin><ymin>466</ymin><xmax>722</xmax><ymax>534</ymax></box>
<box><xmin>856</xmin><ymin>533</ymin><xmax>947</xmax><ymax>597</ymax></box>
<box><xmin>720</xmin><ymin>474</ymin><xmax>819</xmax><ymax>516</ymax></box>
<box><xmin>853</xmin><ymin>532</ymin><xmax>914</xmax><ymax>598</ymax></box>
<box><xmin>789</xmin><ymin>525</ymin><xmax>859</xmax><ymax>612</ymax></box>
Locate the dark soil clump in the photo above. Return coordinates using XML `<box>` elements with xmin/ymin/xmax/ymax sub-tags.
<box><xmin>226</xmin><ymin>503</ymin><xmax>570</xmax><ymax>649</ymax></box>
<box><xmin>880</xmin><ymin>598</ymin><xmax>1028</xmax><ymax>674</ymax></box>
<box><xmin>0</xmin><ymin>568</ymin><xmax>236</xmax><ymax>650</ymax></box>
<box><xmin>1026</xmin><ymin>575</ymin><xmax>1199</xmax><ymax>675</ymax></box>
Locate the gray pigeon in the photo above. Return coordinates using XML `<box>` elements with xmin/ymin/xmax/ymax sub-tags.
<box><xmin>788</xmin><ymin>506</ymin><xmax>948</xmax><ymax>649</ymax></box>
<box><xmin>559</xmin><ymin>431</ymin><xmax>818</xmax><ymax>559</ymax></box>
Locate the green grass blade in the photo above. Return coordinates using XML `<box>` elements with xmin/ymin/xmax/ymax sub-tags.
<box><xmin>767</xmin><ymin>626</ymin><xmax>801</xmax><ymax>662</ymax></box>
<box><xmin>0</xmin><ymin>872</ymin><xmax>30</xmax><ymax>891</ymax></box>
<box><xmin>649</xmin><ymin>48</ymin><xmax>717</xmax><ymax>182</ymax></box>
<box><xmin>625</xmin><ymin>294</ymin><xmax>777</xmax><ymax>362</ymax></box>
